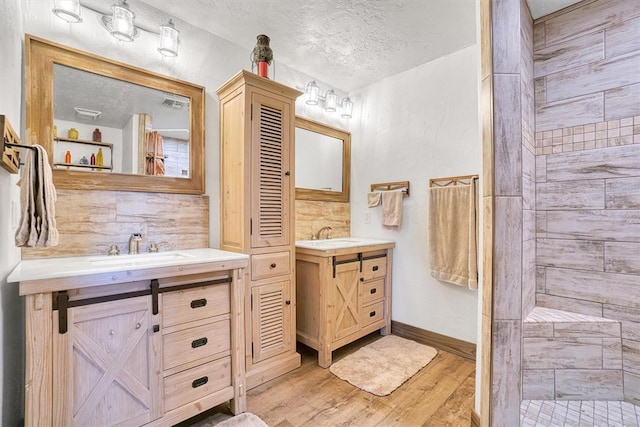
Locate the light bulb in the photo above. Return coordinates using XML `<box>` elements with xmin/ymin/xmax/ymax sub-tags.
<box><xmin>159</xmin><ymin>19</ymin><xmax>179</xmax><ymax>57</ymax></box>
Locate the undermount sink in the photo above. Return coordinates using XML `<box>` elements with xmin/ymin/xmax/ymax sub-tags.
<box><xmin>295</xmin><ymin>237</ymin><xmax>394</xmax><ymax>250</ymax></box>
<box><xmin>88</xmin><ymin>251</ymin><xmax>195</xmax><ymax>267</ymax></box>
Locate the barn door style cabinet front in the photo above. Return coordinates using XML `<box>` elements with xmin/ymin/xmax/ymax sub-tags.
<box><xmin>12</xmin><ymin>251</ymin><xmax>248</xmax><ymax>427</ymax></box>
<box><xmin>217</xmin><ymin>70</ymin><xmax>302</xmax><ymax>389</ymax></box>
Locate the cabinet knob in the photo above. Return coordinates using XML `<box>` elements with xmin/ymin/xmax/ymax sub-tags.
<box><xmin>153</xmin><ymin>324</ymin><xmax>160</xmax><ymax>333</ymax></box>
<box><xmin>369</xmin><ymin>311</ymin><xmax>376</xmax><ymax>317</ymax></box>
<box><xmin>270</xmin><ymin>263</ymin><xmax>277</xmax><ymax>269</ymax></box>
<box><xmin>285</xmin><ymin>300</ymin><xmax>291</xmax><ymax>305</ymax></box>
<box><xmin>370</xmin><ymin>288</ymin><xmax>377</xmax><ymax>294</ymax></box>
<box><xmin>372</xmin><ymin>265</ymin><xmax>379</xmax><ymax>272</ymax></box>
<box><xmin>360</xmin><ymin>277</ymin><xmax>364</xmax><ymax>282</ymax></box>
<box><xmin>135</xmin><ymin>323</ymin><xmax>141</xmax><ymax>329</ymax></box>
<box><xmin>284</xmin><ymin>171</ymin><xmax>290</xmax><ymax>176</ymax></box>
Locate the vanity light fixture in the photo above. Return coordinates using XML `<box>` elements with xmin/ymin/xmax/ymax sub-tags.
<box><xmin>325</xmin><ymin>90</ymin><xmax>337</xmax><ymax>112</ymax></box>
<box><xmin>305</xmin><ymin>81</ymin><xmax>320</xmax><ymax>105</ymax></box>
<box><xmin>340</xmin><ymin>97</ymin><xmax>353</xmax><ymax>119</ymax></box>
<box><xmin>303</xmin><ymin>80</ymin><xmax>354</xmax><ymax>119</ymax></box>
<box><xmin>106</xmin><ymin>0</ymin><xmax>136</xmax><ymax>42</ymax></box>
<box><xmin>52</xmin><ymin>0</ymin><xmax>180</xmax><ymax>57</ymax></box>
<box><xmin>52</xmin><ymin>0</ymin><xmax>82</xmax><ymax>23</ymax></box>
<box><xmin>158</xmin><ymin>19</ymin><xmax>179</xmax><ymax>57</ymax></box>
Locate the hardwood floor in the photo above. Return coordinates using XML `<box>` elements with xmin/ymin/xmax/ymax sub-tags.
<box><xmin>181</xmin><ymin>333</ymin><xmax>476</xmax><ymax>427</ymax></box>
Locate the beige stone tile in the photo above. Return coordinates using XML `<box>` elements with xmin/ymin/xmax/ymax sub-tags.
<box><xmin>536</xmin><ymin>92</ymin><xmax>604</xmax><ymax>132</ymax></box>
<box><xmin>522</xmin><ymin>369</ymin><xmax>555</xmax><ymax>399</ymax></box>
<box><xmin>536</xmin><ymin>180</ymin><xmax>605</xmax><ymax>209</ymax></box>
<box><xmin>493</xmin><ymin>197</ymin><xmax>522</xmax><ymax>320</ymax></box>
<box><xmin>523</xmin><ymin>322</ymin><xmax>554</xmax><ymax>338</ymax></box>
<box><xmin>605</xmin><ymin>242</ymin><xmax>640</xmax><ymax>274</ymax></box>
<box><xmin>546</xmin><ymin>209</ymin><xmax>640</xmax><ymax>242</ymax></box>
<box><xmin>606</xmin><ymin>177</ymin><xmax>640</xmax><ymax>208</ymax></box>
<box><xmin>554</xmin><ymin>322</ymin><xmax>620</xmax><ymax>338</ymax></box>
<box><xmin>546</xmin><ymin>143</ymin><xmax>640</xmax><ymax>181</ymax></box>
<box><xmin>537</xmin><ymin>238</ymin><xmax>604</xmax><ymax>271</ymax></box>
<box><xmin>603</xmin><ymin>338</ymin><xmax>623</xmax><ymax>369</ymax></box>
<box><xmin>492</xmin><ymin>0</ymin><xmax>521</xmax><ymax>74</ymax></box>
<box><xmin>555</xmin><ymin>369</ymin><xmax>624</xmax><ymax>400</ymax></box>
<box><xmin>523</xmin><ymin>337</ymin><xmax>603</xmax><ymax>369</ymax></box>
<box><xmin>491</xmin><ymin>320</ymin><xmax>522</xmax><ymax>426</ymax></box>
<box><xmin>494</xmin><ymin>74</ymin><xmax>522</xmax><ymax>196</ymax></box>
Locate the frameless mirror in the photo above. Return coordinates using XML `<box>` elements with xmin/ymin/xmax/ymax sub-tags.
<box><xmin>26</xmin><ymin>35</ymin><xmax>205</xmax><ymax>194</ymax></box>
<box><xmin>295</xmin><ymin>117</ymin><xmax>350</xmax><ymax>202</ymax></box>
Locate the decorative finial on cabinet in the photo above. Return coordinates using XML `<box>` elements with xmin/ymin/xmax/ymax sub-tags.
<box><xmin>251</xmin><ymin>34</ymin><xmax>274</xmax><ymax>78</ymax></box>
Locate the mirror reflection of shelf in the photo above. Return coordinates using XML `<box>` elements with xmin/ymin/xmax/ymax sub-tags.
<box><xmin>53</xmin><ymin>136</ymin><xmax>114</xmax><ymax>171</ymax></box>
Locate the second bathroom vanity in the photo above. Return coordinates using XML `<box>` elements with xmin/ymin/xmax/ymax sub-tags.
<box><xmin>295</xmin><ymin>238</ymin><xmax>395</xmax><ymax>367</ymax></box>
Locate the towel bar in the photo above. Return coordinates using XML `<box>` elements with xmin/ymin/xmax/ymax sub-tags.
<box><xmin>370</xmin><ymin>180</ymin><xmax>410</xmax><ymax>197</ymax></box>
<box><xmin>429</xmin><ymin>174</ymin><xmax>478</xmax><ymax>187</ymax></box>
<box><xmin>1</xmin><ymin>115</ymin><xmax>26</xmax><ymax>174</ymax></box>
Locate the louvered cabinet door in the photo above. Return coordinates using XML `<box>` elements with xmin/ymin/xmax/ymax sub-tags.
<box><xmin>250</xmin><ymin>92</ymin><xmax>292</xmax><ymax>249</ymax></box>
<box><xmin>52</xmin><ymin>296</ymin><xmax>162</xmax><ymax>426</ymax></box>
<box><xmin>251</xmin><ymin>280</ymin><xmax>292</xmax><ymax>363</ymax></box>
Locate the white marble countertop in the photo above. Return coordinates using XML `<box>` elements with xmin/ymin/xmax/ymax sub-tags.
<box><xmin>8</xmin><ymin>248</ymin><xmax>249</xmax><ymax>283</ymax></box>
<box><xmin>295</xmin><ymin>237</ymin><xmax>395</xmax><ymax>253</ymax></box>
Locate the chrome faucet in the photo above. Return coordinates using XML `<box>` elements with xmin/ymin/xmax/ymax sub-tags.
<box><xmin>128</xmin><ymin>233</ymin><xmax>143</xmax><ymax>254</ymax></box>
<box><xmin>314</xmin><ymin>226</ymin><xmax>333</xmax><ymax>240</ymax></box>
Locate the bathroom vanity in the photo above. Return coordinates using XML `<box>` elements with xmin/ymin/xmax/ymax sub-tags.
<box><xmin>8</xmin><ymin>248</ymin><xmax>248</xmax><ymax>427</ymax></box>
<box><xmin>295</xmin><ymin>238</ymin><xmax>395</xmax><ymax>367</ymax></box>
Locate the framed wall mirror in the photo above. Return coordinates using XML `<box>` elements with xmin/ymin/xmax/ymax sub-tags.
<box><xmin>295</xmin><ymin>116</ymin><xmax>350</xmax><ymax>203</ymax></box>
<box><xmin>25</xmin><ymin>35</ymin><xmax>205</xmax><ymax>194</ymax></box>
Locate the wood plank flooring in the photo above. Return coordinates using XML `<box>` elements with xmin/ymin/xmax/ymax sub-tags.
<box><xmin>180</xmin><ymin>333</ymin><xmax>476</xmax><ymax>427</ymax></box>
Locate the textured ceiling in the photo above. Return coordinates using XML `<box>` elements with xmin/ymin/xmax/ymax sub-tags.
<box><xmin>137</xmin><ymin>0</ymin><xmax>477</xmax><ymax>93</ymax></box>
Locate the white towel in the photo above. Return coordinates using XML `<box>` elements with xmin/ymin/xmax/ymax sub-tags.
<box><xmin>15</xmin><ymin>145</ymin><xmax>59</xmax><ymax>247</ymax></box>
<box><xmin>428</xmin><ymin>181</ymin><xmax>478</xmax><ymax>289</ymax></box>
<box><xmin>381</xmin><ymin>190</ymin><xmax>403</xmax><ymax>227</ymax></box>
<box><xmin>368</xmin><ymin>191</ymin><xmax>381</xmax><ymax>207</ymax></box>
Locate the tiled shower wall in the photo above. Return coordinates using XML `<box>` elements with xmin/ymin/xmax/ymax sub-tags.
<box><xmin>533</xmin><ymin>0</ymin><xmax>640</xmax><ymax>404</ymax></box>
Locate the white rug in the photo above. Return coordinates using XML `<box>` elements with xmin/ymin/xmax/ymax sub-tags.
<box><xmin>329</xmin><ymin>335</ymin><xmax>438</xmax><ymax>396</ymax></box>
<box><xmin>191</xmin><ymin>412</ymin><xmax>268</xmax><ymax>427</ymax></box>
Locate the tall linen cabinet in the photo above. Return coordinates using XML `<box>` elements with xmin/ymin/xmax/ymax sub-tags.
<box><xmin>217</xmin><ymin>71</ymin><xmax>302</xmax><ymax>389</ymax></box>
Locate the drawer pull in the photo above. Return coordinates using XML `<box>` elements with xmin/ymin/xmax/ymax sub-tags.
<box><xmin>190</xmin><ymin>298</ymin><xmax>207</xmax><ymax>309</ymax></box>
<box><xmin>369</xmin><ymin>311</ymin><xmax>376</xmax><ymax>317</ymax></box>
<box><xmin>270</xmin><ymin>263</ymin><xmax>277</xmax><ymax>269</ymax></box>
<box><xmin>285</xmin><ymin>300</ymin><xmax>291</xmax><ymax>305</ymax></box>
<box><xmin>192</xmin><ymin>376</ymin><xmax>209</xmax><ymax>388</ymax></box>
<box><xmin>370</xmin><ymin>288</ymin><xmax>377</xmax><ymax>294</ymax></box>
<box><xmin>191</xmin><ymin>337</ymin><xmax>208</xmax><ymax>348</ymax></box>
<box><xmin>372</xmin><ymin>265</ymin><xmax>379</xmax><ymax>272</ymax></box>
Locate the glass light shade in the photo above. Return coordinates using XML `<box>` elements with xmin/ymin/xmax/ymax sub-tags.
<box><xmin>305</xmin><ymin>81</ymin><xmax>319</xmax><ymax>105</ymax></box>
<box><xmin>110</xmin><ymin>0</ymin><xmax>136</xmax><ymax>42</ymax></box>
<box><xmin>158</xmin><ymin>19</ymin><xmax>179</xmax><ymax>57</ymax></box>
<box><xmin>340</xmin><ymin>97</ymin><xmax>353</xmax><ymax>119</ymax></box>
<box><xmin>325</xmin><ymin>90</ymin><xmax>337</xmax><ymax>112</ymax></box>
<box><xmin>52</xmin><ymin>0</ymin><xmax>82</xmax><ymax>23</ymax></box>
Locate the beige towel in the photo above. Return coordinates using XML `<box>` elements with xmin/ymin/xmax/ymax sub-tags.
<box><xmin>428</xmin><ymin>180</ymin><xmax>478</xmax><ymax>289</ymax></box>
<box><xmin>15</xmin><ymin>145</ymin><xmax>59</xmax><ymax>247</ymax></box>
<box><xmin>382</xmin><ymin>190</ymin><xmax>403</xmax><ymax>227</ymax></box>
<box><xmin>368</xmin><ymin>191</ymin><xmax>381</xmax><ymax>207</ymax></box>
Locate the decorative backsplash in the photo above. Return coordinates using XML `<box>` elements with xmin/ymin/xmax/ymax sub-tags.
<box><xmin>22</xmin><ymin>189</ymin><xmax>209</xmax><ymax>259</ymax></box>
<box><xmin>535</xmin><ymin>116</ymin><xmax>640</xmax><ymax>155</ymax></box>
<box><xmin>295</xmin><ymin>200</ymin><xmax>350</xmax><ymax>241</ymax></box>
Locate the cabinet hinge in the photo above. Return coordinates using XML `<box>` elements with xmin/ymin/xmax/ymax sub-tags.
<box><xmin>250</xmin><ymin>104</ymin><xmax>253</xmax><ymax>121</ymax></box>
<box><xmin>57</xmin><ymin>291</ymin><xmax>69</xmax><ymax>334</ymax></box>
<box><xmin>251</xmin><ymin>342</ymin><xmax>254</xmax><ymax>356</ymax></box>
<box><xmin>250</xmin><ymin>218</ymin><xmax>253</xmax><ymax>235</ymax></box>
<box><xmin>251</xmin><ymin>294</ymin><xmax>253</xmax><ymax>311</ymax></box>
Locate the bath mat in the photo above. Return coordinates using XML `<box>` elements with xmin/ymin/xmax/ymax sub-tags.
<box><xmin>329</xmin><ymin>335</ymin><xmax>438</xmax><ymax>396</ymax></box>
<box><xmin>191</xmin><ymin>412</ymin><xmax>268</xmax><ymax>427</ymax></box>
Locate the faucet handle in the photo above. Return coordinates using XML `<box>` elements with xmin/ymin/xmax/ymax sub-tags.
<box><xmin>149</xmin><ymin>242</ymin><xmax>159</xmax><ymax>253</ymax></box>
<box><xmin>108</xmin><ymin>244</ymin><xmax>120</xmax><ymax>256</ymax></box>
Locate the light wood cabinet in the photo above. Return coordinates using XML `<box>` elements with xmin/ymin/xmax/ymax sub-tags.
<box><xmin>296</xmin><ymin>246</ymin><xmax>394</xmax><ymax>368</ymax></box>
<box><xmin>217</xmin><ymin>71</ymin><xmax>302</xmax><ymax>389</ymax></box>
<box><xmin>17</xmin><ymin>254</ymin><xmax>247</xmax><ymax>427</ymax></box>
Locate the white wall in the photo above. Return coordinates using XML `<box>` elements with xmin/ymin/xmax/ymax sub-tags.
<box><xmin>350</xmin><ymin>44</ymin><xmax>481</xmax><ymax>343</ymax></box>
<box><xmin>0</xmin><ymin>1</ymin><xmax>25</xmax><ymax>424</ymax></box>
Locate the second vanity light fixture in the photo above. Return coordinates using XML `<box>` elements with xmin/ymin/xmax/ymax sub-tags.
<box><xmin>52</xmin><ymin>0</ymin><xmax>180</xmax><ymax>57</ymax></box>
<box><xmin>304</xmin><ymin>81</ymin><xmax>353</xmax><ymax>119</ymax></box>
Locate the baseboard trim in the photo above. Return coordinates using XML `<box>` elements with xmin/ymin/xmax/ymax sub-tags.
<box><xmin>391</xmin><ymin>320</ymin><xmax>476</xmax><ymax>361</ymax></box>
<box><xmin>470</xmin><ymin>409</ymin><xmax>481</xmax><ymax>427</ymax></box>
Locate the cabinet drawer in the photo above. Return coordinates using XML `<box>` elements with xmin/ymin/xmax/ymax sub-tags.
<box><xmin>362</xmin><ymin>279</ymin><xmax>385</xmax><ymax>305</ymax></box>
<box><xmin>362</xmin><ymin>257</ymin><xmax>387</xmax><ymax>281</ymax></box>
<box><xmin>163</xmin><ymin>319</ymin><xmax>231</xmax><ymax>370</ymax></box>
<box><xmin>360</xmin><ymin>301</ymin><xmax>384</xmax><ymax>328</ymax></box>
<box><xmin>251</xmin><ymin>251</ymin><xmax>290</xmax><ymax>281</ymax></box>
<box><xmin>163</xmin><ymin>284</ymin><xmax>230</xmax><ymax>328</ymax></box>
<box><xmin>164</xmin><ymin>356</ymin><xmax>231</xmax><ymax>412</ymax></box>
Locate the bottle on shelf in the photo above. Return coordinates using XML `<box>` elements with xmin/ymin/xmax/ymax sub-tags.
<box><xmin>90</xmin><ymin>153</ymin><xmax>96</xmax><ymax>170</ymax></box>
<box><xmin>92</xmin><ymin>128</ymin><xmax>102</xmax><ymax>142</ymax></box>
<box><xmin>96</xmin><ymin>148</ymin><xmax>103</xmax><ymax>167</ymax></box>
<box><xmin>68</xmin><ymin>128</ymin><xmax>78</xmax><ymax>139</ymax></box>
<box><xmin>65</xmin><ymin>150</ymin><xmax>71</xmax><ymax>170</ymax></box>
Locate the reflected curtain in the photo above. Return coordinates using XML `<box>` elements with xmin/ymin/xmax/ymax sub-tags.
<box><xmin>145</xmin><ymin>130</ymin><xmax>165</xmax><ymax>176</ymax></box>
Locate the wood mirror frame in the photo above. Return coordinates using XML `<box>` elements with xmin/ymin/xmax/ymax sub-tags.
<box><xmin>25</xmin><ymin>34</ymin><xmax>205</xmax><ymax>194</ymax></box>
<box><xmin>295</xmin><ymin>116</ymin><xmax>350</xmax><ymax>203</ymax></box>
